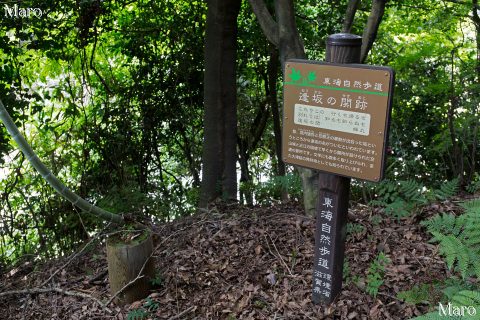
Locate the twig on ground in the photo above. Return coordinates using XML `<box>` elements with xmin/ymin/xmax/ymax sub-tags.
<box><xmin>0</xmin><ymin>287</ymin><xmax>108</xmax><ymax>309</ymax></box>
<box><xmin>88</xmin><ymin>268</ymin><xmax>108</xmax><ymax>284</ymax></box>
<box><xmin>168</xmin><ymin>306</ymin><xmax>195</xmax><ymax>320</ymax></box>
<box><xmin>106</xmin><ymin>273</ymin><xmax>146</xmax><ymax>306</ymax></box>
<box><xmin>41</xmin><ymin>224</ymin><xmax>111</xmax><ymax>287</ymax></box>
<box><xmin>265</xmin><ymin>234</ymin><xmax>293</xmax><ymax>276</ymax></box>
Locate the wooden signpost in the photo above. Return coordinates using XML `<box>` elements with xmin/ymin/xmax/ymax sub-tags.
<box><xmin>282</xmin><ymin>33</ymin><xmax>394</xmax><ymax>304</ymax></box>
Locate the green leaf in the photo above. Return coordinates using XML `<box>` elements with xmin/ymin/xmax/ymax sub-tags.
<box><xmin>307</xmin><ymin>71</ymin><xmax>316</xmax><ymax>82</ymax></box>
<box><xmin>289</xmin><ymin>68</ymin><xmax>302</xmax><ymax>82</ymax></box>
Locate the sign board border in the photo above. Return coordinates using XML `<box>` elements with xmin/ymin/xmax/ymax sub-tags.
<box><xmin>282</xmin><ymin>59</ymin><xmax>395</xmax><ymax>182</ymax></box>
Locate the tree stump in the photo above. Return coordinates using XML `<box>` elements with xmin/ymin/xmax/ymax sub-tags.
<box><xmin>106</xmin><ymin>230</ymin><xmax>155</xmax><ymax>305</ymax></box>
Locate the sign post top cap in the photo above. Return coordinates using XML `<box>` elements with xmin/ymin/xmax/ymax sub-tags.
<box><xmin>327</xmin><ymin>33</ymin><xmax>362</xmax><ymax>46</ymax></box>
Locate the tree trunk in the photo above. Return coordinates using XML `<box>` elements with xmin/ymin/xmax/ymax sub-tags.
<box><xmin>237</xmin><ymin>100</ymin><xmax>270</xmax><ymax>205</ymax></box>
<box><xmin>199</xmin><ymin>0</ymin><xmax>241</xmax><ymax>208</ymax></box>
<box><xmin>275</xmin><ymin>0</ymin><xmax>318</xmax><ymax>214</ymax></box>
<box><xmin>238</xmin><ymin>146</ymin><xmax>253</xmax><ymax>205</ymax></box>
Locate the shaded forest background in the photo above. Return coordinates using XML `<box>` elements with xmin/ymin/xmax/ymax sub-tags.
<box><xmin>0</xmin><ymin>0</ymin><xmax>479</xmax><ymax>271</ymax></box>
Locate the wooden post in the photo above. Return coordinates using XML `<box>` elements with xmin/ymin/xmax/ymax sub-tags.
<box><xmin>312</xmin><ymin>33</ymin><xmax>362</xmax><ymax>305</ymax></box>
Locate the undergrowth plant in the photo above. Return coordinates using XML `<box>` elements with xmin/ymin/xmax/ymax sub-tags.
<box><xmin>397</xmin><ymin>283</ymin><xmax>435</xmax><ymax>305</ymax></box>
<box><xmin>127</xmin><ymin>298</ymin><xmax>160</xmax><ymax>320</ymax></box>
<box><xmin>368</xmin><ymin>178</ymin><xmax>459</xmax><ymax>220</ymax></box>
<box><xmin>412</xmin><ymin>289</ymin><xmax>480</xmax><ymax>319</ymax></box>
<box><xmin>346</xmin><ymin>222</ymin><xmax>366</xmax><ymax>236</ymax></box>
<box><xmin>366</xmin><ymin>252</ymin><xmax>390</xmax><ymax>298</ymax></box>
<box><xmin>253</xmin><ymin>173</ymin><xmax>302</xmax><ymax>204</ymax></box>
<box><xmin>407</xmin><ymin>198</ymin><xmax>480</xmax><ymax>319</ymax></box>
<box><xmin>422</xmin><ymin>199</ymin><xmax>480</xmax><ymax>279</ymax></box>
<box><xmin>466</xmin><ymin>173</ymin><xmax>480</xmax><ymax>194</ymax></box>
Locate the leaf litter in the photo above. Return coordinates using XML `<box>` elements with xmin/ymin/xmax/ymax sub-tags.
<box><xmin>0</xmin><ymin>199</ymin><xmax>462</xmax><ymax>319</ymax></box>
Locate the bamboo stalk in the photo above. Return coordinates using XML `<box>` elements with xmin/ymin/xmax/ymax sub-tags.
<box><xmin>0</xmin><ymin>99</ymin><xmax>124</xmax><ymax>225</ymax></box>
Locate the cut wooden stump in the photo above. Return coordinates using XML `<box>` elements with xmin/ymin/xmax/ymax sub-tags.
<box><xmin>106</xmin><ymin>230</ymin><xmax>155</xmax><ymax>305</ymax></box>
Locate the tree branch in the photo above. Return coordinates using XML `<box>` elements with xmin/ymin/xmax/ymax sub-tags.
<box><xmin>360</xmin><ymin>0</ymin><xmax>387</xmax><ymax>63</ymax></box>
<box><xmin>0</xmin><ymin>287</ymin><xmax>107</xmax><ymax>309</ymax></box>
<box><xmin>275</xmin><ymin>0</ymin><xmax>306</xmax><ymax>62</ymax></box>
<box><xmin>248</xmin><ymin>0</ymin><xmax>279</xmax><ymax>46</ymax></box>
<box><xmin>342</xmin><ymin>0</ymin><xmax>362</xmax><ymax>33</ymax></box>
<box><xmin>90</xmin><ymin>27</ymin><xmax>113</xmax><ymax>95</ymax></box>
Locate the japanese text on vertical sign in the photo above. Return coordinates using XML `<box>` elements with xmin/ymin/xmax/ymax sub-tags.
<box><xmin>313</xmin><ymin>195</ymin><xmax>335</xmax><ymax>299</ymax></box>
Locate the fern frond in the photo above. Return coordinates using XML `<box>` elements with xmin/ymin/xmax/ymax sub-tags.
<box><xmin>461</xmin><ymin>199</ymin><xmax>480</xmax><ymax>212</ymax></box>
<box><xmin>464</xmin><ymin>201</ymin><xmax>480</xmax><ymax>248</ymax></box>
<box><xmin>400</xmin><ymin>179</ymin><xmax>421</xmax><ymax>196</ymax></box>
<box><xmin>126</xmin><ymin>309</ymin><xmax>148</xmax><ymax>320</ymax></box>
<box><xmin>432</xmin><ymin>232</ymin><xmax>469</xmax><ymax>277</ymax></box>
<box><xmin>384</xmin><ymin>199</ymin><xmax>411</xmax><ymax>219</ymax></box>
<box><xmin>369</xmin><ymin>199</ymin><xmax>389</xmax><ymax>207</ymax></box>
<box><xmin>435</xmin><ymin>178</ymin><xmax>460</xmax><ymax>200</ymax></box>
<box><xmin>456</xmin><ymin>244</ymin><xmax>471</xmax><ymax>279</ymax></box>
<box><xmin>400</xmin><ymin>179</ymin><xmax>426</xmax><ymax>204</ymax></box>
<box><xmin>474</xmin><ymin>260</ymin><xmax>480</xmax><ymax>280</ymax></box>
<box><xmin>423</xmin><ymin>214</ymin><xmax>459</xmax><ymax>237</ymax></box>
<box><xmin>463</xmin><ymin>228</ymin><xmax>480</xmax><ymax>247</ymax></box>
<box><xmin>452</xmin><ymin>290</ymin><xmax>480</xmax><ymax>306</ymax></box>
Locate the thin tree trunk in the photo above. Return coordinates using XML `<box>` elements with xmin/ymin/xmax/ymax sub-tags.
<box><xmin>275</xmin><ymin>0</ymin><xmax>305</xmax><ymax>63</ymax></box>
<box><xmin>249</xmin><ymin>0</ymin><xmax>318</xmax><ymax>215</ymax></box>
<box><xmin>0</xmin><ymin>100</ymin><xmax>124</xmax><ymax>225</ymax></box>
<box><xmin>237</xmin><ymin>100</ymin><xmax>270</xmax><ymax>205</ymax></box>
<box><xmin>275</xmin><ymin>0</ymin><xmax>318</xmax><ymax>214</ymax></box>
<box><xmin>267</xmin><ymin>44</ymin><xmax>288</xmax><ymax>201</ymax></box>
<box><xmin>448</xmin><ymin>50</ymin><xmax>464</xmax><ymax>184</ymax></box>
<box><xmin>467</xmin><ymin>0</ymin><xmax>480</xmax><ymax>183</ymax></box>
<box><xmin>238</xmin><ymin>146</ymin><xmax>253</xmax><ymax>205</ymax></box>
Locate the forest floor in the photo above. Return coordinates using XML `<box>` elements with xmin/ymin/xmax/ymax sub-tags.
<box><xmin>0</xmin><ymin>198</ymin><xmax>467</xmax><ymax>320</ymax></box>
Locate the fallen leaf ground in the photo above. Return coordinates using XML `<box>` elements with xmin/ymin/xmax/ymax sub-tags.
<box><xmin>0</xmin><ymin>199</ymin><xmax>464</xmax><ymax>319</ymax></box>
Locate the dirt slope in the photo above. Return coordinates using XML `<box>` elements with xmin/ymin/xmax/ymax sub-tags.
<box><xmin>0</xmin><ymin>200</ymin><xmax>455</xmax><ymax>319</ymax></box>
